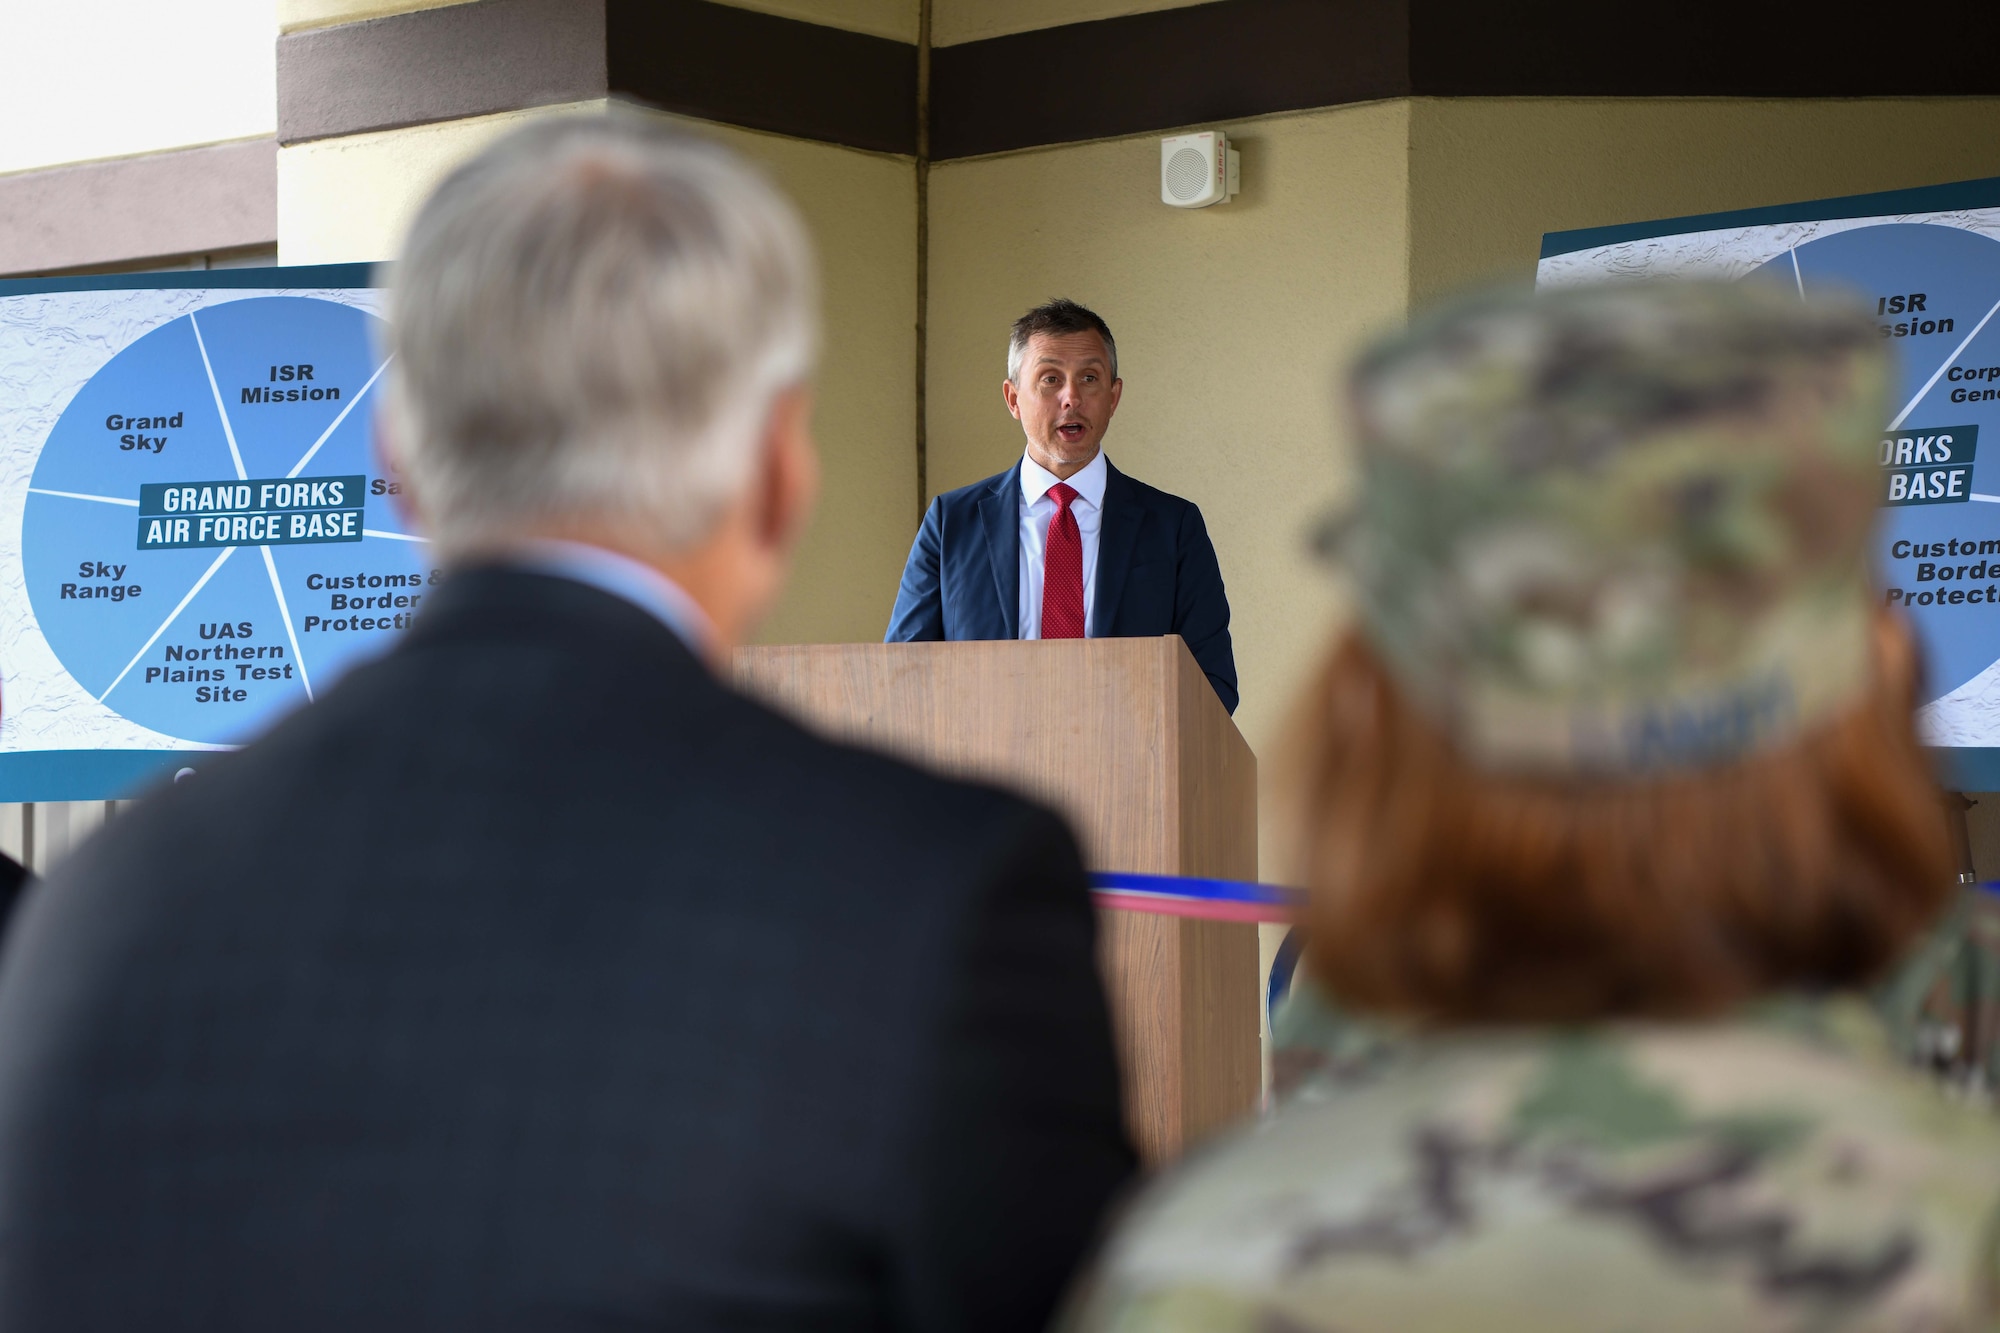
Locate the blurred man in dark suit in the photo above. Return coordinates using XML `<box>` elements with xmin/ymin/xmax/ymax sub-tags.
<box><xmin>0</xmin><ymin>113</ymin><xmax>1134</xmax><ymax>1332</ymax></box>
<box><xmin>886</xmin><ymin>299</ymin><xmax>1238</xmax><ymax>712</ymax></box>
<box><xmin>0</xmin><ymin>687</ymin><xmax>30</xmax><ymax>926</ymax></box>
<box><xmin>0</xmin><ymin>851</ymin><xmax>22</xmax><ymax>923</ymax></box>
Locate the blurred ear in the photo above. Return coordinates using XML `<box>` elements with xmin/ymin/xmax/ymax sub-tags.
<box><xmin>1874</xmin><ymin>608</ymin><xmax>1923</xmax><ymax>707</ymax></box>
<box><xmin>371</xmin><ymin>407</ymin><xmax>427</xmax><ymax>536</ymax></box>
<box><xmin>1002</xmin><ymin>378</ymin><xmax>1022</xmax><ymax>420</ymax></box>
<box><xmin>755</xmin><ymin>386</ymin><xmax>818</xmax><ymax>553</ymax></box>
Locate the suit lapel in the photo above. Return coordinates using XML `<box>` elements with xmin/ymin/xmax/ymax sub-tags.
<box><xmin>978</xmin><ymin>464</ymin><xmax>1021</xmax><ymax>639</ymax></box>
<box><xmin>1093</xmin><ymin>462</ymin><xmax>1144</xmax><ymax>636</ymax></box>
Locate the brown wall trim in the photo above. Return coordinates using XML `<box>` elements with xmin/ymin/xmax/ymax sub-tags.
<box><xmin>933</xmin><ymin>0</ymin><xmax>1408</xmax><ymax>161</ymax></box>
<box><xmin>1411</xmin><ymin>0</ymin><xmax>2000</xmax><ymax>97</ymax></box>
<box><xmin>278</xmin><ymin>0</ymin><xmax>608</xmax><ymax>145</ymax></box>
<box><xmin>608</xmin><ymin>1</ymin><xmax>915</xmax><ymax>155</ymax></box>
<box><xmin>931</xmin><ymin>0</ymin><xmax>2000</xmax><ymax>160</ymax></box>
<box><xmin>276</xmin><ymin>0</ymin><xmax>2000</xmax><ymax>163</ymax></box>
<box><xmin>278</xmin><ymin>0</ymin><xmax>916</xmax><ymax>154</ymax></box>
<box><xmin>0</xmin><ymin>140</ymin><xmax>277</xmax><ymax>278</ymax></box>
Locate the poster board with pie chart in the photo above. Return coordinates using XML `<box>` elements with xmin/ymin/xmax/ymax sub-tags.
<box><xmin>0</xmin><ymin>266</ymin><xmax>435</xmax><ymax>800</ymax></box>
<box><xmin>1540</xmin><ymin>176</ymin><xmax>2000</xmax><ymax>789</ymax></box>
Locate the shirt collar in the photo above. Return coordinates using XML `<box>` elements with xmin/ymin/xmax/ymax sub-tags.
<box><xmin>509</xmin><ymin>539</ymin><xmax>715</xmax><ymax>656</ymax></box>
<box><xmin>1020</xmin><ymin>447</ymin><xmax>1109</xmax><ymax>510</ymax></box>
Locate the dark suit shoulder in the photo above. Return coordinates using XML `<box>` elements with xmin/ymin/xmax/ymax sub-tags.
<box><xmin>0</xmin><ymin>854</ymin><xmax>28</xmax><ymax>935</ymax></box>
<box><xmin>931</xmin><ymin>464</ymin><xmax>1018</xmax><ymax>516</ymax></box>
<box><xmin>1107</xmin><ymin>462</ymin><xmax>1200</xmax><ymax>517</ymax></box>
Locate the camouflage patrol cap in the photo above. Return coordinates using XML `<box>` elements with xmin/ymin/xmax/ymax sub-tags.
<box><xmin>1341</xmin><ymin>280</ymin><xmax>1889</xmax><ymax>774</ymax></box>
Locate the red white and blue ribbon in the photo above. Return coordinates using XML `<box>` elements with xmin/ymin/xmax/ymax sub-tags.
<box><xmin>1089</xmin><ymin>871</ymin><xmax>1299</xmax><ymax>923</ymax></box>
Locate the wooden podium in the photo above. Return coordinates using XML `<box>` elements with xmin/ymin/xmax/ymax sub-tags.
<box><xmin>734</xmin><ymin>636</ymin><xmax>1260</xmax><ymax>1161</ymax></box>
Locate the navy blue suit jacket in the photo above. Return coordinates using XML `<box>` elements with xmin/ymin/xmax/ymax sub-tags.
<box><xmin>0</xmin><ymin>570</ymin><xmax>1135</xmax><ymax>1331</ymax></box>
<box><xmin>887</xmin><ymin>460</ymin><xmax>1238</xmax><ymax>713</ymax></box>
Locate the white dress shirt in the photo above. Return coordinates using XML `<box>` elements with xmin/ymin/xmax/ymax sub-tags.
<box><xmin>1018</xmin><ymin>447</ymin><xmax>1108</xmax><ymax>639</ymax></box>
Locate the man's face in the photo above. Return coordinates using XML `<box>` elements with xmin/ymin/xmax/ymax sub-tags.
<box><xmin>1003</xmin><ymin>330</ymin><xmax>1122</xmax><ymax>478</ymax></box>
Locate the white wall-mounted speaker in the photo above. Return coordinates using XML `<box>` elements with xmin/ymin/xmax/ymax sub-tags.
<box><xmin>1160</xmin><ymin>131</ymin><xmax>1239</xmax><ymax>209</ymax></box>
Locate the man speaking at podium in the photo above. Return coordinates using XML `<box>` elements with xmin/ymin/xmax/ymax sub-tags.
<box><xmin>887</xmin><ymin>300</ymin><xmax>1239</xmax><ymax>712</ymax></box>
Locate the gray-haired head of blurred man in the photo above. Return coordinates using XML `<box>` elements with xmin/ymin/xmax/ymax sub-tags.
<box><xmin>383</xmin><ymin>111</ymin><xmax>821</xmax><ymax>654</ymax></box>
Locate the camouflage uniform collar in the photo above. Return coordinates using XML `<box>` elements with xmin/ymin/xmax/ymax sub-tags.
<box><xmin>1271</xmin><ymin>975</ymin><xmax>1898</xmax><ymax>1103</ymax></box>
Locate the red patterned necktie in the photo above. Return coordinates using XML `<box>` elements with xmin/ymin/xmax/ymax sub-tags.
<box><xmin>1041</xmin><ymin>481</ymin><xmax>1085</xmax><ymax>639</ymax></box>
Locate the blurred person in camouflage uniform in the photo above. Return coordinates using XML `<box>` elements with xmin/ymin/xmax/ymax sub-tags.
<box><xmin>1063</xmin><ymin>282</ymin><xmax>2000</xmax><ymax>1333</ymax></box>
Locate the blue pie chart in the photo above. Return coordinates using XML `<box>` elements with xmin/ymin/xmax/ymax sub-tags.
<box><xmin>22</xmin><ymin>296</ymin><xmax>435</xmax><ymax>746</ymax></box>
<box><xmin>1753</xmin><ymin>224</ymin><xmax>2000</xmax><ymax>704</ymax></box>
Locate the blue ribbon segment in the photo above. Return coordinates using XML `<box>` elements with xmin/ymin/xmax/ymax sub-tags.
<box><xmin>1089</xmin><ymin>871</ymin><xmax>1299</xmax><ymax>908</ymax></box>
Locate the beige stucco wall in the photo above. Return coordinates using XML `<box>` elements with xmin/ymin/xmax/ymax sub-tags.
<box><xmin>927</xmin><ymin>101</ymin><xmax>1411</xmax><ymax>865</ymax></box>
<box><xmin>278</xmin><ymin>101</ymin><xmax>918</xmax><ymax>645</ymax></box>
<box><xmin>1408</xmin><ymin>97</ymin><xmax>2000</xmax><ymax>304</ymax></box>
<box><xmin>933</xmin><ymin>0</ymin><xmax>1212</xmax><ymax>46</ymax></box>
<box><xmin>277</xmin><ymin>102</ymin><xmax>617</xmax><ymax>264</ymax></box>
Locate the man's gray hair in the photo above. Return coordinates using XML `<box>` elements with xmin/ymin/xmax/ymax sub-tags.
<box><xmin>387</xmin><ymin>111</ymin><xmax>818</xmax><ymax>556</ymax></box>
